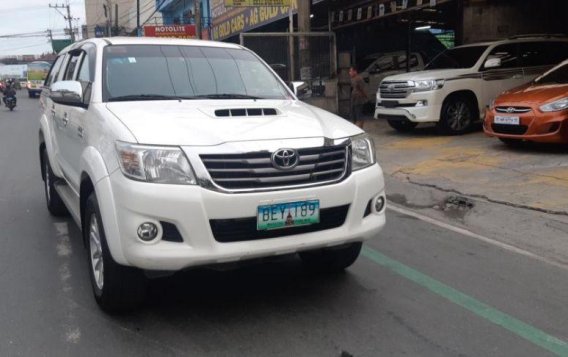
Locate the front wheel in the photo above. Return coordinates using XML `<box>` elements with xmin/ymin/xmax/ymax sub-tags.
<box><xmin>437</xmin><ymin>95</ymin><xmax>476</xmax><ymax>135</ymax></box>
<box><xmin>299</xmin><ymin>242</ymin><xmax>362</xmax><ymax>273</ymax></box>
<box><xmin>84</xmin><ymin>193</ymin><xmax>147</xmax><ymax>312</ymax></box>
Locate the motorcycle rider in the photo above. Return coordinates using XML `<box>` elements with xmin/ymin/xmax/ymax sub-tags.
<box><xmin>3</xmin><ymin>79</ymin><xmax>16</xmax><ymax>106</ymax></box>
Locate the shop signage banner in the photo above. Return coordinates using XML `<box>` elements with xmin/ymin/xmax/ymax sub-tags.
<box><xmin>212</xmin><ymin>0</ymin><xmax>297</xmax><ymax>41</ymax></box>
<box><xmin>225</xmin><ymin>0</ymin><xmax>291</xmax><ymax>6</ymax></box>
<box><xmin>144</xmin><ymin>25</ymin><xmax>196</xmax><ymax>38</ymax></box>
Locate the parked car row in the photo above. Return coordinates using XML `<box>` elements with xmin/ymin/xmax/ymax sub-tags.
<box><xmin>374</xmin><ymin>35</ymin><xmax>568</xmax><ymax>144</ymax></box>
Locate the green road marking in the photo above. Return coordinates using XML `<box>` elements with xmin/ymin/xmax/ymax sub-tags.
<box><xmin>362</xmin><ymin>246</ymin><xmax>568</xmax><ymax>356</ymax></box>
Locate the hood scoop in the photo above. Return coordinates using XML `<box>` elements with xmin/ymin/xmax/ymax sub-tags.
<box><xmin>215</xmin><ymin>108</ymin><xmax>278</xmax><ymax>117</ymax></box>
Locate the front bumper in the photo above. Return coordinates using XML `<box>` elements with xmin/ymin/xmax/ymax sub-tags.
<box><xmin>374</xmin><ymin>91</ymin><xmax>443</xmax><ymax>123</ymax></box>
<box><xmin>484</xmin><ymin>108</ymin><xmax>568</xmax><ymax>143</ymax></box>
<box><xmin>99</xmin><ymin>164</ymin><xmax>386</xmax><ymax>271</ymax></box>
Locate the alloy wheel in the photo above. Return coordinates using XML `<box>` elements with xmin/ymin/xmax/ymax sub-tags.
<box><xmin>89</xmin><ymin>214</ymin><xmax>104</xmax><ymax>290</ymax></box>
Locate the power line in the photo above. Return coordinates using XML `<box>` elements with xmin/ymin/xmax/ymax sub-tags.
<box><xmin>141</xmin><ymin>0</ymin><xmax>168</xmax><ymax>27</ymax></box>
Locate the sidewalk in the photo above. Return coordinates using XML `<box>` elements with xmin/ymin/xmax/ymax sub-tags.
<box><xmin>364</xmin><ymin>118</ymin><xmax>568</xmax><ymax>216</ymax></box>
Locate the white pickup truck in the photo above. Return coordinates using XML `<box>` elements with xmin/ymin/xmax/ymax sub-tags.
<box><xmin>38</xmin><ymin>37</ymin><xmax>386</xmax><ymax>311</ymax></box>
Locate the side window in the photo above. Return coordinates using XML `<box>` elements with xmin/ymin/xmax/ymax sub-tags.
<box><xmin>484</xmin><ymin>44</ymin><xmax>519</xmax><ymax>69</ymax></box>
<box><xmin>519</xmin><ymin>42</ymin><xmax>550</xmax><ymax>67</ymax></box>
<box><xmin>45</xmin><ymin>56</ymin><xmax>65</xmax><ymax>87</ymax></box>
<box><xmin>77</xmin><ymin>53</ymin><xmax>90</xmax><ymax>82</ymax></box>
<box><xmin>63</xmin><ymin>53</ymin><xmax>81</xmax><ymax>80</ymax></box>
<box><xmin>397</xmin><ymin>54</ymin><xmax>419</xmax><ymax>69</ymax></box>
<box><xmin>546</xmin><ymin>42</ymin><xmax>568</xmax><ymax>65</ymax></box>
<box><xmin>370</xmin><ymin>56</ymin><xmax>395</xmax><ymax>74</ymax></box>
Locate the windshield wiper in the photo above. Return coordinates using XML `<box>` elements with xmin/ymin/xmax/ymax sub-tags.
<box><xmin>108</xmin><ymin>94</ymin><xmax>198</xmax><ymax>102</ymax></box>
<box><xmin>194</xmin><ymin>93</ymin><xmax>264</xmax><ymax>100</ymax></box>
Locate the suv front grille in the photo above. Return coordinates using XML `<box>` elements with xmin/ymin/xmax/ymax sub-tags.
<box><xmin>492</xmin><ymin>123</ymin><xmax>528</xmax><ymax>135</ymax></box>
<box><xmin>210</xmin><ymin>205</ymin><xmax>350</xmax><ymax>242</ymax></box>
<box><xmin>200</xmin><ymin>145</ymin><xmax>350</xmax><ymax>191</ymax></box>
<box><xmin>379</xmin><ymin>81</ymin><xmax>413</xmax><ymax>99</ymax></box>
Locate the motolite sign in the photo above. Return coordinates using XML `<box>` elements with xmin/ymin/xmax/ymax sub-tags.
<box><xmin>144</xmin><ymin>25</ymin><xmax>196</xmax><ymax>39</ymax></box>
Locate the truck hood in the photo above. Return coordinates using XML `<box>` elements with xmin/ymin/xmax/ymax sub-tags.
<box><xmin>497</xmin><ymin>83</ymin><xmax>568</xmax><ymax>105</ymax></box>
<box><xmin>383</xmin><ymin>69</ymin><xmax>473</xmax><ymax>82</ymax></box>
<box><xmin>105</xmin><ymin>100</ymin><xmax>361</xmax><ymax>146</ymax></box>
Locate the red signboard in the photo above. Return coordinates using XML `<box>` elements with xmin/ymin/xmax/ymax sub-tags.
<box><xmin>144</xmin><ymin>25</ymin><xmax>196</xmax><ymax>39</ymax></box>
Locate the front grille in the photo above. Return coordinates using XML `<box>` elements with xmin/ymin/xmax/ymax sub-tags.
<box><xmin>379</xmin><ymin>81</ymin><xmax>413</xmax><ymax>99</ymax></box>
<box><xmin>495</xmin><ymin>106</ymin><xmax>531</xmax><ymax>113</ymax></box>
<box><xmin>200</xmin><ymin>144</ymin><xmax>349</xmax><ymax>191</ymax></box>
<box><xmin>492</xmin><ymin>123</ymin><xmax>528</xmax><ymax>135</ymax></box>
<box><xmin>210</xmin><ymin>205</ymin><xmax>350</xmax><ymax>243</ymax></box>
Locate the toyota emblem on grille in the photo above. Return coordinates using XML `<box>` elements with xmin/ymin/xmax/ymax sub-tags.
<box><xmin>388</xmin><ymin>83</ymin><xmax>396</xmax><ymax>90</ymax></box>
<box><xmin>272</xmin><ymin>148</ymin><xmax>299</xmax><ymax>170</ymax></box>
<box><xmin>506</xmin><ymin>107</ymin><xmax>515</xmax><ymax>113</ymax></box>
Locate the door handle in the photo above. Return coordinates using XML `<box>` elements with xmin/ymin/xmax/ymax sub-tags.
<box><xmin>77</xmin><ymin>126</ymin><xmax>84</xmax><ymax>138</ymax></box>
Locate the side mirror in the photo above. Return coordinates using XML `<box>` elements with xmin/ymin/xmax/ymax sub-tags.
<box><xmin>484</xmin><ymin>57</ymin><xmax>502</xmax><ymax>69</ymax></box>
<box><xmin>50</xmin><ymin>80</ymin><xmax>84</xmax><ymax>107</ymax></box>
<box><xmin>291</xmin><ymin>81</ymin><xmax>311</xmax><ymax>99</ymax></box>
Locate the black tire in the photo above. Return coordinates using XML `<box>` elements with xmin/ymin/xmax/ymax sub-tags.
<box><xmin>499</xmin><ymin>137</ymin><xmax>525</xmax><ymax>148</ymax></box>
<box><xmin>42</xmin><ymin>149</ymin><xmax>68</xmax><ymax>217</ymax></box>
<box><xmin>387</xmin><ymin>119</ymin><xmax>418</xmax><ymax>132</ymax></box>
<box><xmin>299</xmin><ymin>242</ymin><xmax>363</xmax><ymax>273</ymax></box>
<box><xmin>437</xmin><ymin>95</ymin><xmax>476</xmax><ymax>135</ymax></box>
<box><xmin>84</xmin><ymin>193</ymin><xmax>147</xmax><ymax>312</ymax></box>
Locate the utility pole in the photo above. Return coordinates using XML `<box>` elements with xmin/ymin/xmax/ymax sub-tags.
<box><xmin>104</xmin><ymin>0</ymin><xmax>112</xmax><ymax>37</ymax></box>
<box><xmin>298</xmin><ymin>0</ymin><xmax>311</xmax><ymax>82</ymax></box>
<box><xmin>195</xmin><ymin>1</ymin><xmax>202</xmax><ymax>39</ymax></box>
<box><xmin>115</xmin><ymin>3</ymin><xmax>119</xmax><ymax>35</ymax></box>
<box><xmin>49</xmin><ymin>2</ymin><xmax>77</xmax><ymax>42</ymax></box>
<box><xmin>137</xmin><ymin>0</ymin><xmax>141</xmax><ymax>37</ymax></box>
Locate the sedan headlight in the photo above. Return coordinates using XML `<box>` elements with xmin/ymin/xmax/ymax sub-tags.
<box><xmin>351</xmin><ymin>134</ymin><xmax>376</xmax><ymax>171</ymax></box>
<box><xmin>116</xmin><ymin>142</ymin><xmax>197</xmax><ymax>185</ymax></box>
<box><xmin>410</xmin><ymin>79</ymin><xmax>445</xmax><ymax>92</ymax></box>
<box><xmin>539</xmin><ymin>97</ymin><xmax>568</xmax><ymax>112</ymax></box>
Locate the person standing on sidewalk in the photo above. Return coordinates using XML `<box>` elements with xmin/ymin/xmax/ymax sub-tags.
<box><xmin>349</xmin><ymin>65</ymin><xmax>369</xmax><ymax>129</ymax></box>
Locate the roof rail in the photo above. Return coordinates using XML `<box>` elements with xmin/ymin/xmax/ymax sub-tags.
<box><xmin>508</xmin><ymin>33</ymin><xmax>568</xmax><ymax>40</ymax></box>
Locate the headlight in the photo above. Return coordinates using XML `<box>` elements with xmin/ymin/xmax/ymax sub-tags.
<box><xmin>489</xmin><ymin>98</ymin><xmax>496</xmax><ymax>110</ymax></box>
<box><xmin>351</xmin><ymin>134</ymin><xmax>376</xmax><ymax>171</ymax></box>
<box><xmin>539</xmin><ymin>97</ymin><xmax>568</xmax><ymax>112</ymax></box>
<box><xmin>116</xmin><ymin>142</ymin><xmax>197</xmax><ymax>185</ymax></box>
<box><xmin>410</xmin><ymin>79</ymin><xmax>445</xmax><ymax>92</ymax></box>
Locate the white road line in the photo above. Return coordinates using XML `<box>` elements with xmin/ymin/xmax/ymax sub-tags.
<box><xmin>387</xmin><ymin>204</ymin><xmax>568</xmax><ymax>272</ymax></box>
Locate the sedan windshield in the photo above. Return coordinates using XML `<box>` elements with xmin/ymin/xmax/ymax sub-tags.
<box><xmin>103</xmin><ymin>45</ymin><xmax>291</xmax><ymax>102</ymax></box>
<box><xmin>426</xmin><ymin>46</ymin><xmax>488</xmax><ymax>70</ymax></box>
<box><xmin>535</xmin><ymin>63</ymin><xmax>568</xmax><ymax>85</ymax></box>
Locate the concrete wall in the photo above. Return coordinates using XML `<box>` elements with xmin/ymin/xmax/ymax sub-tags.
<box><xmin>463</xmin><ymin>0</ymin><xmax>568</xmax><ymax>44</ymax></box>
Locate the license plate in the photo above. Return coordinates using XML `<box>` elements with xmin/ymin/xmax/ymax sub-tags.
<box><xmin>257</xmin><ymin>200</ymin><xmax>320</xmax><ymax>231</ymax></box>
<box><xmin>494</xmin><ymin>116</ymin><xmax>520</xmax><ymax>125</ymax></box>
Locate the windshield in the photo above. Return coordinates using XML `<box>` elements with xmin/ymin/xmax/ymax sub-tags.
<box><xmin>102</xmin><ymin>45</ymin><xmax>291</xmax><ymax>101</ymax></box>
<box><xmin>426</xmin><ymin>46</ymin><xmax>488</xmax><ymax>70</ymax></box>
<box><xmin>535</xmin><ymin>63</ymin><xmax>568</xmax><ymax>85</ymax></box>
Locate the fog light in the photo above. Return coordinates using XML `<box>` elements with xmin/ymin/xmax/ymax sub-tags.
<box><xmin>375</xmin><ymin>196</ymin><xmax>386</xmax><ymax>212</ymax></box>
<box><xmin>137</xmin><ymin>222</ymin><xmax>158</xmax><ymax>241</ymax></box>
<box><xmin>416</xmin><ymin>100</ymin><xmax>428</xmax><ymax>107</ymax></box>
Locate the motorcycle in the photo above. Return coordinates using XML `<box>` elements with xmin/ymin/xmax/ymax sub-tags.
<box><xmin>4</xmin><ymin>95</ymin><xmax>16</xmax><ymax>111</ymax></box>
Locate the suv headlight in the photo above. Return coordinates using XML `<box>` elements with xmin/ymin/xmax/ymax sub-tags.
<box><xmin>351</xmin><ymin>134</ymin><xmax>376</xmax><ymax>171</ymax></box>
<box><xmin>410</xmin><ymin>79</ymin><xmax>445</xmax><ymax>92</ymax></box>
<box><xmin>540</xmin><ymin>97</ymin><xmax>568</xmax><ymax>112</ymax></box>
<box><xmin>116</xmin><ymin>142</ymin><xmax>197</xmax><ymax>185</ymax></box>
